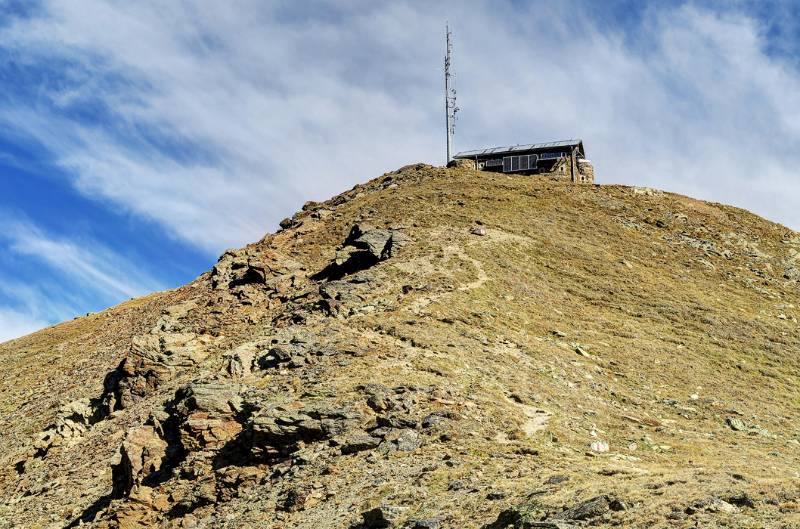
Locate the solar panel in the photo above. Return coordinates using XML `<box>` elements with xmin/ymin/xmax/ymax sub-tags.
<box><xmin>455</xmin><ymin>139</ymin><xmax>582</xmax><ymax>160</ymax></box>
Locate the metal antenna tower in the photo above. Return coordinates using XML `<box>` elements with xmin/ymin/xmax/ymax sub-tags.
<box><xmin>445</xmin><ymin>23</ymin><xmax>459</xmax><ymax>164</ymax></box>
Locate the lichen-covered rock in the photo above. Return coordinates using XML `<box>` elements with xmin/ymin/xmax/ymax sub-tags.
<box><xmin>314</xmin><ymin>224</ymin><xmax>411</xmax><ymax>280</ymax></box>
<box><xmin>173</xmin><ymin>382</ymin><xmax>244</xmax><ymax>452</ymax></box>
<box><xmin>345</xmin><ymin>224</ymin><xmax>410</xmax><ymax>260</ymax></box>
<box><xmin>114</xmin><ymin>425</ymin><xmax>169</xmax><ymax>496</ymax></box>
<box><xmin>106</xmin><ymin>332</ymin><xmax>214</xmax><ymax>410</ymax></box>
<box><xmin>211</xmin><ymin>247</ymin><xmax>305</xmax><ymax>290</ymax></box>
<box><xmin>336</xmin><ymin>431</ymin><xmax>382</xmax><ymax>455</ymax></box>
<box><xmin>224</xmin><ymin>341</ymin><xmax>264</xmax><ymax>378</ymax></box>
<box><xmin>32</xmin><ymin>398</ymin><xmax>100</xmax><ymax>458</ymax></box>
<box><xmin>554</xmin><ymin>495</ymin><xmax>619</xmax><ymax>521</ymax></box>
<box><xmin>378</xmin><ymin>428</ymin><xmax>421</xmax><ymax>453</ymax></box>
<box><xmin>248</xmin><ymin>402</ymin><xmax>362</xmax><ymax>457</ymax></box>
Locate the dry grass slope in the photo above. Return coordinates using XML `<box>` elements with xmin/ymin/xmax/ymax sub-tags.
<box><xmin>1</xmin><ymin>163</ymin><xmax>799</xmax><ymax>528</ymax></box>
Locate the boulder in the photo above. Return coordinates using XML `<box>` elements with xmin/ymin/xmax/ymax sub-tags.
<box><xmin>379</xmin><ymin>428</ymin><xmax>421</xmax><ymax>453</ymax></box>
<box><xmin>33</xmin><ymin>398</ymin><xmax>100</xmax><ymax>457</ymax></box>
<box><xmin>115</xmin><ymin>425</ymin><xmax>169</xmax><ymax>496</ymax></box>
<box><xmin>361</xmin><ymin>504</ymin><xmax>409</xmax><ymax>528</ymax></box>
<box><xmin>554</xmin><ymin>495</ymin><xmax>619</xmax><ymax>521</ymax></box>
<box><xmin>174</xmin><ymin>383</ymin><xmax>244</xmax><ymax>452</ymax></box>
<box><xmin>108</xmin><ymin>332</ymin><xmax>213</xmax><ymax>410</ymax></box>
<box><xmin>225</xmin><ymin>341</ymin><xmax>262</xmax><ymax>378</ymax></box>
<box><xmin>314</xmin><ymin>224</ymin><xmax>411</xmax><ymax>280</ymax></box>
<box><xmin>248</xmin><ymin>401</ymin><xmax>363</xmax><ymax>458</ymax></box>
<box><xmin>347</xmin><ymin>226</ymin><xmax>394</xmax><ymax>259</ymax></box>
<box><xmin>726</xmin><ymin>417</ymin><xmax>747</xmax><ymax>432</ymax></box>
<box><xmin>337</xmin><ymin>432</ymin><xmax>382</xmax><ymax>455</ymax></box>
<box><xmin>363</xmin><ymin>384</ymin><xmax>397</xmax><ymax>413</ymax></box>
<box><xmin>279</xmin><ymin>217</ymin><xmax>301</xmax><ymax>230</ymax></box>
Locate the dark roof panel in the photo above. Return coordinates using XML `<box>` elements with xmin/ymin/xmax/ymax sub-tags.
<box><xmin>454</xmin><ymin>139</ymin><xmax>583</xmax><ymax>159</ymax></box>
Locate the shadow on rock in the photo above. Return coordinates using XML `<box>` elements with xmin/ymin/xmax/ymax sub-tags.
<box><xmin>312</xmin><ymin>224</ymin><xmax>409</xmax><ymax>282</ymax></box>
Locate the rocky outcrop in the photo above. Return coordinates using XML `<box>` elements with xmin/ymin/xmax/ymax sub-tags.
<box><xmin>106</xmin><ymin>381</ymin><xmax>377</xmax><ymax>523</ymax></box>
<box><xmin>99</xmin><ymin>369</ymin><xmax>457</xmax><ymax>526</ymax></box>
<box><xmin>31</xmin><ymin>398</ymin><xmax>101</xmax><ymax>459</ymax></box>
<box><xmin>108</xmin><ymin>382</ymin><xmax>246</xmax><ymax>523</ymax></box>
<box><xmin>174</xmin><ymin>382</ymin><xmax>244</xmax><ymax>453</ymax></box>
<box><xmin>115</xmin><ymin>425</ymin><xmax>169</xmax><ymax>496</ymax></box>
<box><xmin>485</xmin><ymin>495</ymin><xmax>626</xmax><ymax>529</ymax></box>
<box><xmin>106</xmin><ymin>332</ymin><xmax>214</xmax><ymax>411</ymax></box>
<box><xmin>314</xmin><ymin>224</ymin><xmax>410</xmax><ymax>280</ymax></box>
<box><xmin>25</xmin><ymin>298</ymin><xmax>207</xmax><ymax>467</ymax></box>
<box><xmin>211</xmin><ymin>247</ymin><xmax>305</xmax><ymax>291</ymax></box>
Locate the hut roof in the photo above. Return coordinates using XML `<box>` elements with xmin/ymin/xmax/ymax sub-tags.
<box><xmin>454</xmin><ymin>139</ymin><xmax>584</xmax><ymax>159</ymax></box>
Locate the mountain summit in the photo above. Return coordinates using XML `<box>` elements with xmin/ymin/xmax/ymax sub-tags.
<box><xmin>2</xmin><ymin>164</ymin><xmax>800</xmax><ymax>528</ymax></box>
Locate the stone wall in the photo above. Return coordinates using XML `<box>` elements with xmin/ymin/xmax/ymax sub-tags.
<box><xmin>577</xmin><ymin>160</ymin><xmax>595</xmax><ymax>184</ymax></box>
<box><xmin>454</xmin><ymin>154</ymin><xmax>594</xmax><ymax>184</ymax></box>
<box><xmin>541</xmin><ymin>156</ymin><xmax>594</xmax><ymax>184</ymax></box>
<box><xmin>541</xmin><ymin>156</ymin><xmax>573</xmax><ymax>181</ymax></box>
<box><xmin>448</xmin><ymin>159</ymin><xmax>476</xmax><ymax>170</ymax></box>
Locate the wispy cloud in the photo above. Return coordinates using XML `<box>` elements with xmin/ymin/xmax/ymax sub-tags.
<box><xmin>0</xmin><ymin>307</ymin><xmax>48</xmax><ymax>343</ymax></box>
<box><xmin>1</xmin><ymin>1</ymin><xmax>798</xmax><ymax>243</ymax></box>
<box><xmin>0</xmin><ymin>213</ymin><xmax>164</xmax><ymax>340</ymax></box>
<box><xmin>0</xmin><ymin>279</ymin><xmax>79</xmax><ymax>325</ymax></box>
<box><xmin>4</xmin><ymin>218</ymin><xmax>161</xmax><ymax>299</ymax></box>
<box><xmin>0</xmin><ymin>1</ymin><xmax>447</xmax><ymax>251</ymax></box>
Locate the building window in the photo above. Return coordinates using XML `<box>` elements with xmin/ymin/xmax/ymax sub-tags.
<box><xmin>501</xmin><ymin>155</ymin><xmax>539</xmax><ymax>173</ymax></box>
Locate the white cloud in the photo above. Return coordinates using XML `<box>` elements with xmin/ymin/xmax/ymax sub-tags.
<box><xmin>1</xmin><ymin>216</ymin><xmax>163</xmax><ymax>300</ymax></box>
<box><xmin>0</xmin><ymin>279</ymin><xmax>78</xmax><ymax>325</ymax></box>
<box><xmin>0</xmin><ymin>213</ymin><xmax>164</xmax><ymax>341</ymax></box>
<box><xmin>0</xmin><ymin>307</ymin><xmax>48</xmax><ymax>344</ymax></box>
<box><xmin>0</xmin><ymin>0</ymin><xmax>798</xmax><ymax>262</ymax></box>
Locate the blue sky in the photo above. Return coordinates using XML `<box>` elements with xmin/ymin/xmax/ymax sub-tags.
<box><xmin>1</xmin><ymin>0</ymin><xmax>799</xmax><ymax>341</ymax></box>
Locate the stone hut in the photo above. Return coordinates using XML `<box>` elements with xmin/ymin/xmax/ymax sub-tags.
<box><xmin>451</xmin><ymin>139</ymin><xmax>594</xmax><ymax>184</ymax></box>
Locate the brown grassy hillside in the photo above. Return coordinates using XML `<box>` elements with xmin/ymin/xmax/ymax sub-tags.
<box><xmin>1</xmin><ymin>163</ymin><xmax>799</xmax><ymax>529</ymax></box>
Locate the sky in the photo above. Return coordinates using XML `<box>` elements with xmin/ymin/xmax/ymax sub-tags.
<box><xmin>0</xmin><ymin>0</ymin><xmax>799</xmax><ymax>342</ymax></box>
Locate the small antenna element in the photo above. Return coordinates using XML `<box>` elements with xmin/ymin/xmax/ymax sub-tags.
<box><xmin>445</xmin><ymin>23</ymin><xmax>459</xmax><ymax>164</ymax></box>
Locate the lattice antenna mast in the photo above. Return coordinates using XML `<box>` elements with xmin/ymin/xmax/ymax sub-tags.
<box><xmin>445</xmin><ymin>23</ymin><xmax>459</xmax><ymax>164</ymax></box>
